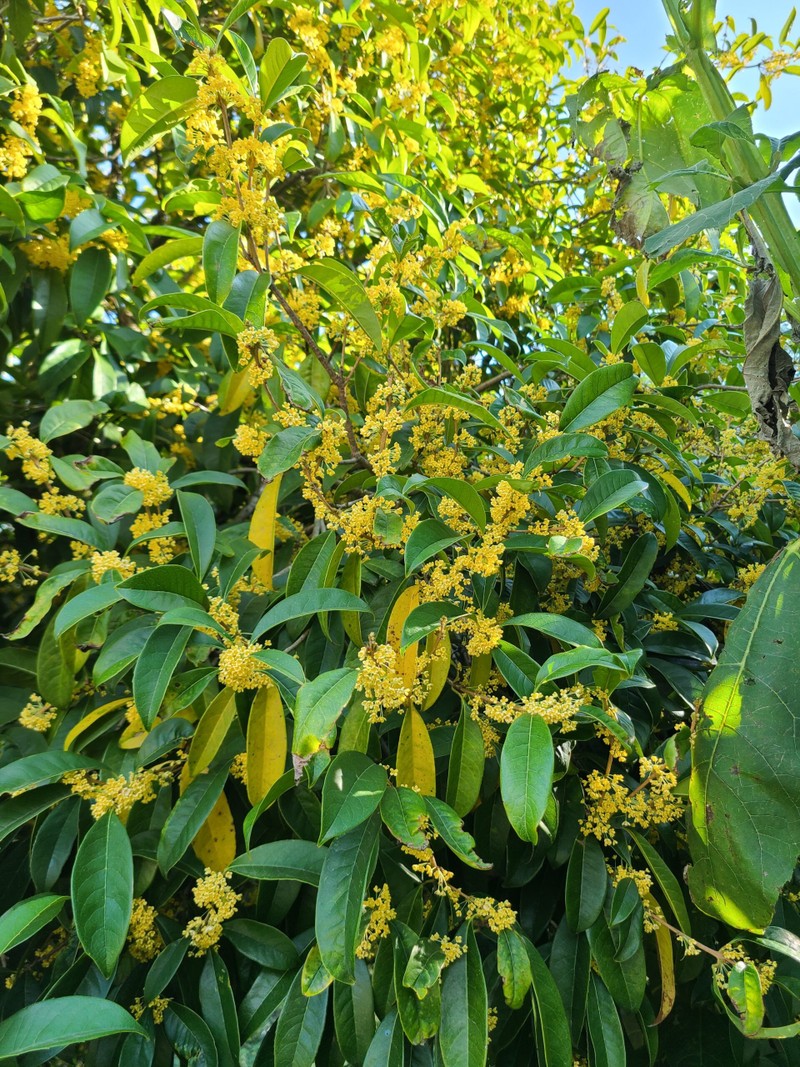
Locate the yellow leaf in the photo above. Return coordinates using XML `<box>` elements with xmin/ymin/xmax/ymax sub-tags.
<box><xmin>386</xmin><ymin>583</ymin><xmax>420</xmax><ymax>690</ymax></box>
<box><xmin>469</xmin><ymin>651</ymin><xmax>492</xmax><ymax>687</ymax></box>
<box><xmin>188</xmin><ymin>687</ymin><xmax>237</xmax><ymax>780</ymax></box>
<box><xmin>659</xmin><ymin>470</ymin><xmax>692</xmax><ymax>511</ymax></box>
<box><xmin>63</xmin><ymin>698</ymin><xmax>129</xmax><ymax>751</ymax></box>
<box><xmin>396</xmin><ymin>706</ymin><xmax>436</xmax><ymax>796</ymax></box>
<box><xmin>193</xmin><ymin>788</ymin><xmax>237</xmax><ymax>871</ymax></box>
<box><xmin>635</xmin><ymin>259</ymin><xmax>650</xmax><ymax>307</ymax></box>
<box><xmin>250</xmin><ymin>475</ymin><xmax>282</xmax><ymax>590</ymax></box>
<box><xmin>246</xmin><ymin>682</ymin><xmax>287</xmax><ymax>806</ymax></box>
<box><xmin>648</xmin><ymin>895</ymin><xmax>676</xmax><ymax>1024</ymax></box>
<box><xmin>422</xmin><ymin>630</ymin><xmax>451</xmax><ymax>710</ymax></box>
<box><xmin>218</xmin><ymin>368</ymin><xmax>253</xmax><ymax>414</ymax></box>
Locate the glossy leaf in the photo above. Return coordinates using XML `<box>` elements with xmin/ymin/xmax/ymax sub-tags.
<box><xmin>500</xmin><ymin>714</ymin><xmax>554</xmax><ymax>844</ymax></box>
<box><xmin>71</xmin><ymin>813</ymin><xmax>133</xmax><ymax>978</ymax></box>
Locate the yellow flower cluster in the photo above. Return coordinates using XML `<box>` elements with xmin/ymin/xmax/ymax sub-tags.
<box><xmin>650</xmin><ymin>612</ymin><xmax>679</xmax><ymax>633</ymax></box>
<box><xmin>218</xmin><ymin>639</ymin><xmax>270</xmax><ymax>692</ymax></box>
<box><xmin>23</xmin><ymin>234</ymin><xmax>75</xmax><ymax>273</ymax></box>
<box><xmin>581</xmin><ymin>756</ymin><xmax>683</xmax><ymax>846</ymax></box>
<box><xmin>233</xmin><ymin>423</ymin><xmax>269</xmax><ymax>458</ymax></box>
<box><xmin>430</xmin><ymin>932</ymin><xmax>465</xmax><ymax>965</ymax></box>
<box><xmin>0</xmin><ymin>136</ymin><xmax>33</xmax><ymax>179</ymax></box>
<box><xmin>465</xmin><ymin>896</ymin><xmax>517</xmax><ymax>934</ymax></box>
<box><xmin>736</xmin><ymin>562</ymin><xmax>766</xmax><ymax>592</ymax></box>
<box><xmin>90</xmin><ymin>550</ymin><xmax>136</xmax><ymax>584</ymax></box>
<box><xmin>236</xmin><ymin>327</ymin><xmax>280</xmax><ymax>388</ymax></box>
<box><xmin>131</xmin><ymin>996</ymin><xmax>170</xmax><ymax>1023</ymax></box>
<box><xmin>123</xmin><ymin>468</ymin><xmax>172</xmax><ymax>507</ymax></box>
<box><xmin>209</xmin><ymin>596</ymin><xmax>240</xmax><ymax>635</ymax></box>
<box><xmin>63</xmin><ymin>767</ymin><xmax>167</xmax><ymax>820</ymax></box>
<box><xmin>0</xmin><ymin>548</ymin><xmax>22</xmax><ymax>583</ymax></box>
<box><xmin>19</xmin><ymin>694</ymin><xmax>57</xmax><ymax>733</ymax></box>
<box><xmin>183</xmin><ymin>868</ymin><xmax>241</xmax><ymax>955</ymax></box>
<box><xmin>127</xmin><ymin>898</ymin><xmax>162</xmax><ymax>962</ymax></box>
<box><xmin>4</xmin><ymin>423</ymin><xmax>53</xmax><ymax>484</ymax></box>
<box><xmin>38</xmin><ymin>488</ymin><xmax>85</xmax><ymax>515</ymax></box>
<box><xmin>356</xmin><ymin>884</ymin><xmax>396</xmax><ymax>959</ymax></box>
<box><xmin>10</xmin><ymin>84</ymin><xmax>43</xmax><ymax>134</ymax></box>
<box><xmin>356</xmin><ymin>642</ymin><xmax>412</xmax><ymax>723</ymax></box>
<box><xmin>71</xmin><ymin>33</ymin><xmax>104</xmax><ymax>97</ymax></box>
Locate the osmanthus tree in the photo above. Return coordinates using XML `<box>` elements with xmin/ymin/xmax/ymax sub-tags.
<box><xmin>1</xmin><ymin>0</ymin><xmax>800</xmax><ymax>1061</ymax></box>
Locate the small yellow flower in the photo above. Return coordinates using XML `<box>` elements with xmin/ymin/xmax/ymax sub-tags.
<box><xmin>123</xmin><ymin>468</ymin><xmax>172</xmax><ymax>508</ymax></box>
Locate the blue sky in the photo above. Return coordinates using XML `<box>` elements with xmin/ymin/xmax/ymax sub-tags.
<box><xmin>573</xmin><ymin>0</ymin><xmax>796</xmax><ymax>137</ymax></box>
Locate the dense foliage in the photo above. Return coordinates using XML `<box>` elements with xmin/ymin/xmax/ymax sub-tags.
<box><xmin>1</xmin><ymin>0</ymin><xmax>800</xmax><ymax>1063</ymax></box>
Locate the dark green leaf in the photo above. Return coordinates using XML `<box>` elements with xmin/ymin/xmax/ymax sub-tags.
<box><xmin>71</xmin><ymin>812</ymin><xmax>133</xmax><ymax>978</ymax></box>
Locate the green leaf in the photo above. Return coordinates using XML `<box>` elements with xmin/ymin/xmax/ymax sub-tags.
<box><xmin>258</xmin><ymin>425</ymin><xmax>321</xmax><ymax>482</ymax></box>
<box><xmin>416</xmin><ymin>476</ymin><xmax>487</xmax><ymax>530</ymax></box>
<box><xmin>319</xmin><ymin>752</ymin><xmax>387</xmax><ymax>843</ymax></box>
<box><xmin>550</xmin><ymin>917</ymin><xmax>590</xmax><ymax>1042</ymax></box>
<box><xmin>228</xmin><ymin>839</ymin><xmax>326</xmax><ymax>885</ymax></box>
<box><xmin>439</xmin><ymin>923</ymin><xmax>487</xmax><ymax>1067</ymax></box>
<box><xmin>119</xmin><ymin>565</ymin><xmax>207</xmax><ymax>613</ymax></box>
<box><xmin>251</xmin><ymin>589</ymin><xmax>369</xmax><ymax>642</ymax></box>
<box><xmin>54</xmin><ymin>583</ymin><xmax>121</xmax><ymax>639</ymax></box>
<box><xmin>292</xmin><ymin>668</ymin><xmax>358</xmax><ymax>758</ymax></box>
<box><xmin>500</xmin><ymin>714</ymin><xmax>554</xmax><ymax>844</ymax></box>
<box><xmin>69</xmin><ymin>208</ymin><xmax>113</xmax><ymax>251</ymax></box>
<box><xmin>524</xmin><ymin>432</ymin><xmax>608</xmax><ymax>472</ymax></box>
<box><xmin>724</xmin><ymin>959</ymin><xmax>765</xmax><ymax>1035</ymax></box>
<box><xmin>0</xmin><ymin>786</ymin><xmax>70</xmax><ymax>848</ymax></box>
<box><xmin>259</xmin><ymin>37</ymin><xmax>308</xmax><ymax>108</ymax></box>
<box><xmin>525</xmin><ymin>939</ymin><xmax>574</xmax><ymax>1067</ymax></box>
<box><xmin>406</xmin><ymin>387</ymin><xmax>504</xmax><ymax>431</ymax></box>
<box><xmin>394</xmin><ymin>921</ymin><xmax>442</xmax><ymax>1043</ymax></box>
<box><xmin>688</xmin><ymin>541</ymin><xmax>800</xmax><ymax>931</ymax></box>
<box><xmin>299</xmin><ymin>258</ymin><xmax>382</xmax><ymax>352</ymax></box>
<box><xmin>165</xmin><ymin>1004</ymin><xmax>219</xmax><ymax>1067</ymax></box>
<box><xmin>92</xmin><ymin>481</ymin><xmax>144</xmax><ymax>522</ymax></box>
<box><xmin>497</xmin><ymin>928</ymin><xmax>533</xmax><ymax>1009</ymax></box>
<box><xmin>424</xmin><ymin>796</ymin><xmax>491</xmax><ymax>869</ymax></box>
<box><xmin>177</xmin><ymin>490</ymin><xmax>217</xmax><ymax>579</ymax></box>
<box><xmin>200</xmin><ymin>951</ymin><xmax>240</xmax><ymax>1067</ymax></box>
<box><xmin>0</xmin><ymin>486</ymin><xmax>38</xmax><ymax>517</ymax></box>
<box><xmin>36</xmin><ymin>617</ymin><xmax>78</xmax><ymax>708</ymax></box>
<box><xmin>363</xmin><ymin>1007</ymin><xmax>404</xmax><ymax>1067</ymax></box>
<box><xmin>380</xmin><ymin>785</ymin><xmax>429</xmax><ymax>849</ymax></box>
<box><xmin>587</xmin><ymin>974</ymin><xmax>626</xmax><ymax>1067</ymax></box>
<box><xmin>274</xmin><ymin>969</ymin><xmax>329</xmax><ymax>1067</ymax></box>
<box><xmin>132</xmin><ymin>236</ymin><xmax>204</xmax><ymax>284</ymax></box>
<box><xmin>70</xmin><ymin>246</ymin><xmax>113</xmax><ymax>326</ymax></box>
<box><xmin>334</xmin><ymin>957</ymin><xmax>376</xmax><ymax>1062</ymax></box>
<box><xmin>0</xmin><ymin>893</ymin><xmax>67</xmax><ymax>955</ymax></box>
<box><xmin>0</xmin><ymin>751</ymin><xmax>95</xmax><ymax>794</ymax></box>
<box><xmin>144</xmin><ymin>939</ymin><xmax>189</xmax><ymax>1002</ymax></box>
<box><xmin>301</xmin><ymin>943</ymin><xmax>334</xmax><ymax>996</ymax></box>
<box><xmin>587</xmin><ymin>913</ymin><xmax>646</xmax><ymax>1012</ymax></box>
<box><xmin>597</xmin><ymin>533</ymin><xmax>659</xmax><ymax>617</ymax></box>
<box><xmin>628</xmin><ymin>830</ymin><xmax>692</xmax><ymax>935</ymax></box>
<box><xmin>400</xmin><ymin>601</ymin><xmax>463</xmax><ymax>650</ymax></box>
<box><xmin>565</xmin><ymin>837</ymin><xmax>608</xmax><ymax>932</ymax></box>
<box><xmin>535</xmin><ymin>647</ymin><xmax>627</xmax><ymax>689</ymax></box>
<box><xmin>559</xmin><ymin>364</ymin><xmax>636</xmax><ymax>433</ymax></box>
<box><xmin>157</xmin><ymin>763</ymin><xmax>229</xmax><ymax>873</ymax></box>
<box><xmin>493</xmin><ymin>641</ymin><xmax>539</xmax><ymax>699</ymax></box>
<box><xmin>203</xmin><ymin>219</ymin><xmax>240</xmax><ymax>304</ymax></box>
<box><xmin>224</xmin><ymin>919</ymin><xmax>298</xmax><ymax>969</ymax></box>
<box><xmin>121</xmin><ymin>76</ymin><xmax>198</xmax><ymax>162</ymax></box>
<box><xmin>133</xmin><ymin>625</ymin><xmax>192</xmax><ymax>729</ymax></box>
<box><xmin>0</xmin><ymin>997</ymin><xmax>145</xmax><ymax>1057</ymax></box>
<box><xmin>404</xmin><ymin>519</ymin><xmax>463</xmax><ymax>575</ymax></box>
<box><xmin>40</xmin><ymin>399</ymin><xmax>107</xmax><ymax>443</ymax></box>
<box><xmin>445</xmin><ymin>704</ymin><xmax>484</xmax><ymax>816</ymax></box>
<box><xmin>18</xmin><ymin>511</ymin><xmax>105</xmax><ymax>548</ymax></box>
<box><xmin>644</xmin><ymin>174</ymin><xmax>782</xmax><ymax>257</ymax></box>
<box><xmin>505</xmin><ymin>611</ymin><xmax>603</xmax><ymax>649</ymax></box>
<box><xmin>140</xmin><ymin>293</ymin><xmax>244</xmax><ymax>337</ymax></box>
<box><xmin>577</xmin><ymin>470</ymin><xmax>648</xmax><ymax>523</ymax></box>
<box><xmin>188</xmin><ymin>687</ymin><xmax>237</xmax><ymax>777</ymax></box>
<box><xmin>610</xmin><ymin>300</ymin><xmax>648</xmax><ymax>354</ymax></box>
<box><xmin>71</xmin><ymin>812</ymin><xmax>133</xmax><ymax>978</ymax></box>
<box><xmin>316</xmin><ymin>811</ymin><xmax>380</xmax><ymax>983</ymax></box>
